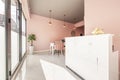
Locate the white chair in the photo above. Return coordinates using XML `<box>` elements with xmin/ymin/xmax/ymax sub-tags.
<box><xmin>50</xmin><ymin>40</ymin><xmax>65</xmax><ymax>55</ymax></box>
<box><xmin>50</xmin><ymin>42</ymin><xmax>55</xmax><ymax>55</ymax></box>
<box><xmin>54</xmin><ymin>40</ymin><xmax>64</xmax><ymax>55</ymax></box>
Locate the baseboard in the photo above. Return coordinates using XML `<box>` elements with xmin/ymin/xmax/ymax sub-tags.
<box><xmin>34</xmin><ymin>49</ymin><xmax>50</xmax><ymax>54</ymax></box>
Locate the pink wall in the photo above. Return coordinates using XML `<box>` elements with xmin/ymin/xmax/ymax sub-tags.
<box><xmin>75</xmin><ymin>26</ymin><xmax>84</xmax><ymax>36</ymax></box>
<box><xmin>85</xmin><ymin>0</ymin><xmax>120</xmax><ymax>52</ymax></box>
<box><xmin>74</xmin><ymin>20</ymin><xmax>84</xmax><ymax>27</ymax></box>
<box><xmin>27</xmin><ymin>14</ymin><xmax>84</xmax><ymax>51</ymax></box>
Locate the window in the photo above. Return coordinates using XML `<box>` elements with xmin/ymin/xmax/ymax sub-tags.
<box><xmin>11</xmin><ymin>0</ymin><xmax>19</xmax><ymax>72</ymax></box>
<box><xmin>0</xmin><ymin>0</ymin><xmax>6</xmax><ymax>79</ymax></box>
<box><xmin>0</xmin><ymin>0</ymin><xmax>27</xmax><ymax>79</ymax></box>
<box><xmin>22</xmin><ymin>13</ymin><xmax>26</xmax><ymax>57</ymax></box>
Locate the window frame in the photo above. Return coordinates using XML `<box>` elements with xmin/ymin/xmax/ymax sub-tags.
<box><xmin>21</xmin><ymin>12</ymin><xmax>27</xmax><ymax>57</ymax></box>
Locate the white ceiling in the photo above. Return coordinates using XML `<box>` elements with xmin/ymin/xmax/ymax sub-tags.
<box><xmin>29</xmin><ymin>0</ymin><xmax>84</xmax><ymax>23</ymax></box>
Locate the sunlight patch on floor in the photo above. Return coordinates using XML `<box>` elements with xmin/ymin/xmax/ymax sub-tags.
<box><xmin>40</xmin><ymin>59</ymin><xmax>77</xmax><ymax>80</ymax></box>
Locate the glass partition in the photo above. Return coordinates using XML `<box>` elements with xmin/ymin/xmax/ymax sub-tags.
<box><xmin>0</xmin><ymin>0</ymin><xmax>6</xmax><ymax>79</ymax></box>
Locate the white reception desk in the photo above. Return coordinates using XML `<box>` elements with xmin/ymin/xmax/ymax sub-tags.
<box><xmin>65</xmin><ymin>34</ymin><xmax>119</xmax><ymax>80</ymax></box>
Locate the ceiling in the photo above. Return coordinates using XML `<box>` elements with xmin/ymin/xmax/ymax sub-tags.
<box><xmin>29</xmin><ymin>0</ymin><xmax>84</xmax><ymax>23</ymax></box>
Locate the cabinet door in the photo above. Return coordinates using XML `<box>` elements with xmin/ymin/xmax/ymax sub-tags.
<box><xmin>75</xmin><ymin>37</ymin><xmax>98</xmax><ymax>80</ymax></box>
<box><xmin>97</xmin><ymin>36</ymin><xmax>111</xmax><ymax>80</ymax></box>
<box><xmin>66</xmin><ymin>37</ymin><xmax>98</xmax><ymax>80</ymax></box>
<box><xmin>65</xmin><ymin>38</ymin><xmax>76</xmax><ymax>68</ymax></box>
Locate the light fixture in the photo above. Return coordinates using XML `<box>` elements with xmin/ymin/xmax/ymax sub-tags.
<box><xmin>63</xmin><ymin>14</ymin><xmax>66</xmax><ymax>28</ymax></box>
<box><xmin>49</xmin><ymin>10</ymin><xmax>52</xmax><ymax>25</ymax></box>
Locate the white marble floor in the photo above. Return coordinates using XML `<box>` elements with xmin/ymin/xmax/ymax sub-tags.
<box><xmin>15</xmin><ymin>52</ymin><xmax>82</xmax><ymax>80</ymax></box>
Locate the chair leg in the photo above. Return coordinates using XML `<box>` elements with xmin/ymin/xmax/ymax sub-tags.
<box><xmin>62</xmin><ymin>50</ymin><xmax>64</xmax><ymax>55</ymax></box>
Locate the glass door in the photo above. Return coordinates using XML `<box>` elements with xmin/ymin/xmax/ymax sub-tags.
<box><xmin>11</xmin><ymin>0</ymin><xmax>19</xmax><ymax>73</ymax></box>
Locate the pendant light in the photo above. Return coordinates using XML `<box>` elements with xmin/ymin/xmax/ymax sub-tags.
<box><xmin>63</xmin><ymin>14</ymin><xmax>66</xmax><ymax>28</ymax></box>
<box><xmin>49</xmin><ymin>10</ymin><xmax>52</xmax><ymax>25</ymax></box>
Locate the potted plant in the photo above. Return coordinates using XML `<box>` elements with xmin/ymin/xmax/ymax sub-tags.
<box><xmin>28</xmin><ymin>34</ymin><xmax>36</xmax><ymax>54</ymax></box>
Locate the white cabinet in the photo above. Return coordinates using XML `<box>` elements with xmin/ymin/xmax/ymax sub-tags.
<box><xmin>65</xmin><ymin>34</ymin><xmax>119</xmax><ymax>80</ymax></box>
